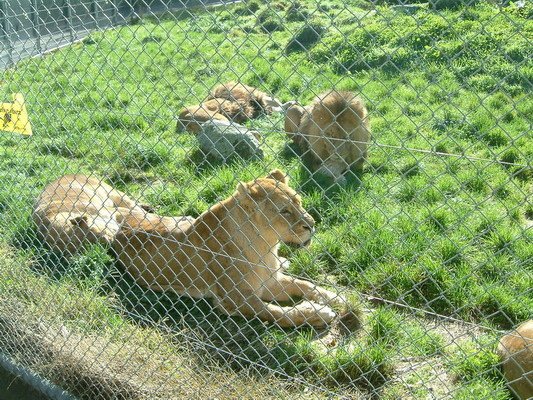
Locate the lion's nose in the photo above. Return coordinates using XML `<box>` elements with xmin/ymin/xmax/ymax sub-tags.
<box><xmin>303</xmin><ymin>225</ymin><xmax>316</xmax><ymax>236</ymax></box>
<box><xmin>303</xmin><ymin>213</ymin><xmax>315</xmax><ymax>231</ymax></box>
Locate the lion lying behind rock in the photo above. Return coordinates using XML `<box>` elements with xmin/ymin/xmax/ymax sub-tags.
<box><xmin>285</xmin><ymin>90</ymin><xmax>371</xmax><ymax>184</ymax></box>
<box><xmin>177</xmin><ymin>81</ymin><xmax>293</xmax><ymax>134</ymax></box>
<box><xmin>32</xmin><ymin>174</ymin><xmax>152</xmax><ymax>256</ymax></box>
<box><xmin>113</xmin><ymin>169</ymin><xmax>345</xmax><ymax>327</ymax></box>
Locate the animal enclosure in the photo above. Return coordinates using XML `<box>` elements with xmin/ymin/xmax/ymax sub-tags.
<box><xmin>0</xmin><ymin>0</ymin><xmax>531</xmax><ymax>398</ymax></box>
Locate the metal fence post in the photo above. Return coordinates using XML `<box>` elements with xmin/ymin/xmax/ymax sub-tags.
<box><xmin>112</xmin><ymin>0</ymin><xmax>118</xmax><ymax>24</ymax></box>
<box><xmin>0</xmin><ymin>0</ymin><xmax>13</xmax><ymax>67</ymax></box>
<box><xmin>90</xmin><ymin>0</ymin><xmax>98</xmax><ymax>27</ymax></box>
<box><xmin>64</xmin><ymin>0</ymin><xmax>74</xmax><ymax>42</ymax></box>
<box><xmin>30</xmin><ymin>0</ymin><xmax>41</xmax><ymax>54</ymax></box>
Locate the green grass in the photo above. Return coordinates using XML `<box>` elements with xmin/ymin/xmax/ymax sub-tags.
<box><xmin>0</xmin><ymin>245</ymin><xmax>334</xmax><ymax>399</ymax></box>
<box><xmin>447</xmin><ymin>335</ymin><xmax>511</xmax><ymax>400</ymax></box>
<box><xmin>0</xmin><ymin>0</ymin><xmax>531</xmax><ymax>397</ymax></box>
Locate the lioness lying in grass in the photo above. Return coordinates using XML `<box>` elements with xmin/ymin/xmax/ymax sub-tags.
<box><xmin>32</xmin><ymin>174</ymin><xmax>151</xmax><ymax>256</ymax></box>
<box><xmin>33</xmin><ymin>175</ymin><xmax>196</xmax><ymax>257</ymax></box>
<box><xmin>113</xmin><ymin>170</ymin><xmax>345</xmax><ymax>327</ymax></box>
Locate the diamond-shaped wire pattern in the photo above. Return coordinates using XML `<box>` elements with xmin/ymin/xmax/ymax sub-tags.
<box><xmin>0</xmin><ymin>0</ymin><xmax>531</xmax><ymax>399</ymax></box>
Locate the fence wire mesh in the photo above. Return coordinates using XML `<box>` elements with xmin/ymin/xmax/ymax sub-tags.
<box><xmin>0</xmin><ymin>0</ymin><xmax>531</xmax><ymax>399</ymax></box>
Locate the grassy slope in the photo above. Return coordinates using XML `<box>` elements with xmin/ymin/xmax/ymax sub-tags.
<box><xmin>0</xmin><ymin>0</ymin><xmax>531</xmax><ymax>397</ymax></box>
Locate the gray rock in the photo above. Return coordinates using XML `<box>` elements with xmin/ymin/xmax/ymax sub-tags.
<box><xmin>197</xmin><ymin>121</ymin><xmax>263</xmax><ymax>162</ymax></box>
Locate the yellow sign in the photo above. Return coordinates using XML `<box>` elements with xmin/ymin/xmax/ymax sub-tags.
<box><xmin>0</xmin><ymin>93</ymin><xmax>32</xmax><ymax>136</ymax></box>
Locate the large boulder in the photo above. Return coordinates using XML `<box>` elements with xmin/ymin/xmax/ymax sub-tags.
<box><xmin>197</xmin><ymin>121</ymin><xmax>263</xmax><ymax>162</ymax></box>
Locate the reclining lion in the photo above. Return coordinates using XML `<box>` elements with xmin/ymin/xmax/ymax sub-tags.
<box><xmin>177</xmin><ymin>82</ymin><xmax>293</xmax><ymax>134</ymax></box>
<box><xmin>32</xmin><ymin>175</ymin><xmax>152</xmax><ymax>256</ymax></box>
<box><xmin>178</xmin><ymin>97</ymin><xmax>254</xmax><ymax>134</ymax></box>
<box><xmin>113</xmin><ymin>169</ymin><xmax>344</xmax><ymax>327</ymax></box>
<box><xmin>285</xmin><ymin>90</ymin><xmax>371</xmax><ymax>184</ymax></box>
<box><xmin>208</xmin><ymin>81</ymin><xmax>281</xmax><ymax>118</ymax></box>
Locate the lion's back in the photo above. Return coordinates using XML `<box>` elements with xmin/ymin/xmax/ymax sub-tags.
<box><xmin>32</xmin><ymin>175</ymin><xmax>118</xmax><ymax>255</ymax></box>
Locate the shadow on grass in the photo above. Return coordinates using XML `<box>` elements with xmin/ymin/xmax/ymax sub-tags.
<box><xmin>298</xmin><ymin>166</ymin><xmax>363</xmax><ymax>199</ymax></box>
<box><xmin>103</xmin><ymin>270</ymin><xmax>338</xmax><ymax>379</ymax></box>
<box><xmin>11</xmin><ymin>221</ymin><xmax>117</xmax><ymax>285</ymax></box>
<box><xmin>187</xmin><ymin>148</ymin><xmax>263</xmax><ymax>176</ymax></box>
<box><xmin>106</xmin><ymin>272</ymin><xmax>392</xmax><ymax>397</ymax></box>
<box><xmin>9</xmin><ymin>219</ymin><xmax>69</xmax><ymax>280</ymax></box>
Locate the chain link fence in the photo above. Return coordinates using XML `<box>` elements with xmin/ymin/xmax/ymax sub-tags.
<box><xmin>0</xmin><ymin>0</ymin><xmax>531</xmax><ymax>398</ymax></box>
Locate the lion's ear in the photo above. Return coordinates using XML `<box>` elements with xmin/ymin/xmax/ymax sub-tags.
<box><xmin>236</xmin><ymin>181</ymin><xmax>249</xmax><ymax>195</ymax></box>
<box><xmin>266</xmin><ymin>169</ymin><xmax>289</xmax><ymax>185</ymax></box>
<box><xmin>70</xmin><ymin>215</ymin><xmax>88</xmax><ymax>228</ymax></box>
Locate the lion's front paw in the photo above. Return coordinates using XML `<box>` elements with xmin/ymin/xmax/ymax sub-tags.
<box><xmin>296</xmin><ymin>301</ymin><xmax>336</xmax><ymax>327</ymax></box>
<box><xmin>314</xmin><ymin>288</ymin><xmax>347</xmax><ymax>308</ymax></box>
<box><xmin>278</xmin><ymin>256</ymin><xmax>291</xmax><ymax>271</ymax></box>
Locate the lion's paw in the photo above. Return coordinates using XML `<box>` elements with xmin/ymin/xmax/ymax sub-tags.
<box><xmin>278</xmin><ymin>256</ymin><xmax>291</xmax><ymax>271</ymax></box>
<box><xmin>296</xmin><ymin>301</ymin><xmax>336</xmax><ymax>327</ymax></box>
<box><xmin>314</xmin><ymin>288</ymin><xmax>347</xmax><ymax>308</ymax></box>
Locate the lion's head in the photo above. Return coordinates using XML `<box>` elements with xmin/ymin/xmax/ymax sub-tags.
<box><xmin>67</xmin><ymin>215</ymin><xmax>120</xmax><ymax>247</ymax></box>
<box><xmin>234</xmin><ymin>169</ymin><xmax>315</xmax><ymax>247</ymax></box>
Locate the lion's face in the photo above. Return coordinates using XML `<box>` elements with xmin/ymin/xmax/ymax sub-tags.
<box><xmin>236</xmin><ymin>170</ymin><xmax>315</xmax><ymax>247</ymax></box>
<box><xmin>69</xmin><ymin>215</ymin><xmax>119</xmax><ymax>246</ymax></box>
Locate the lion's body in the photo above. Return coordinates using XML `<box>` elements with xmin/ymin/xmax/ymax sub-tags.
<box><xmin>209</xmin><ymin>81</ymin><xmax>275</xmax><ymax>118</ymax></box>
<box><xmin>285</xmin><ymin>91</ymin><xmax>370</xmax><ymax>183</ymax></box>
<box><xmin>33</xmin><ymin>175</ymin><xmax>149</xmax><ymax>256</ymax></box>
<box><xmin>497</xmin><ymin>320</ymin><xmax>533</xmax><ymax>399</ymax></box>
<box><xmin>178</xmin><ymin>98</ymin><xmax>254</xmax><ymax>134</ymax></box>
<box><xmin>177</xmin><ymin>82</ymin><xmax>285</xmax><ymax>134</ymax></box>
<box><xmin>113</xmin><ymin>170</ymin><xmax>343</xmax><ymax>327</ymax></box>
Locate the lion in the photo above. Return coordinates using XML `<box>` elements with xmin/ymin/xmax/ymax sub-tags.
<box><xmin>113</xmin><ymin>169</ymin><xmax>345</xmax><ymax>327</ymax></box>
<box><xmin>32</xmin><ymin>175</ymin><xmax>153</xmax><ymax>256</ymax></box>
<box><xmin>284</xmin><ymin>90</ymin><xmax>370</xmax><ymax>184</ymax></box>
<box><xmin>177</xmin><ymin>97</ymin><xmax>255</xmax><ymax>134</ymax></box>
<box><xmin>177</xmin><ymin>81</ymin><xmax>293</xmax><ymax>134</ymax></box>
<box><xmin>497</xmin><ymin>320</ymin><xmax>533</xmax><ymax>400</ymax></box>
<box><xmin>209</xmin><ymin>81</ymin><xmax>282</xmax><ymax>118</ymax></box>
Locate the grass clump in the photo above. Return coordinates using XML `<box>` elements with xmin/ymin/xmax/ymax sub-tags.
<box><xmin>286</xmin><ymin>20</ymin><xmax>327</xmax><ymax>53</ymax></box>
<box><xmin>321</xmin><ymin>343</ymin><xmax>394</xmax><ymax>389</ymax></box>
<box><xmin>118</xmin><ymin>140</ymin><xmax>171</xmax><ymax>170</ymax></box>
<box><xmin>257</xmin><ymin>9</ymin><xmax>285</xmax><ymax>33</ymax></box>
<box><xmin>367</xmin><ymin>307</ymin><xmax>445</xmax><ymax>357</ymax></box>
<box><xmin>447</xmin><ymin>335</ymin><xmax>509</xmax><ymax>399</ymax></box>
<box><xmin>67</xmin><ymin>244</ymin><xmax>114</xmax><ymax>288</ymax></box>
<box><xmin>285</xmin><ymin>1</ymin><xmax>310</xmax><ymax>21</ymax></box>
<box><xmin>234</xmin><ymin>0</ymin><xmax>261</xmax><ymax>15</ymax></box>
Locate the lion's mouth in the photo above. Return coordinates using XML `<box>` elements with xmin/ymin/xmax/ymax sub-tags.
<box><xmin>286</xmin><ymin>238</ymin><xmax>312</xmax><ymax>249</ymax></box>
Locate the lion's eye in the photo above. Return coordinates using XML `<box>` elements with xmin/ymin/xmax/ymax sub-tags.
<box><xmin>281</xmin><ymin>208</ymin><xmax>292</xmax><ymax>216</ymax></box>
